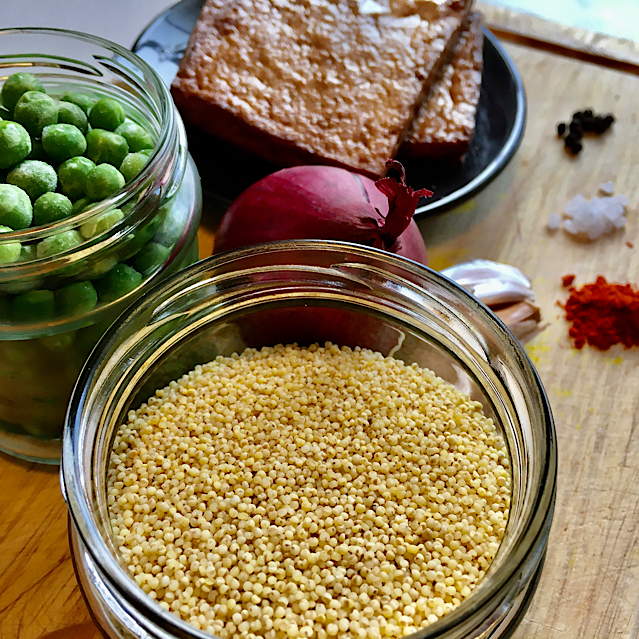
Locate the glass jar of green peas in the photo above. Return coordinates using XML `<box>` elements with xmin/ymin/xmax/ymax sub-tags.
<box><xmin>0</xmin><ymin>29</ymin><xmax>202</xmax><ymax>463</ymax></box>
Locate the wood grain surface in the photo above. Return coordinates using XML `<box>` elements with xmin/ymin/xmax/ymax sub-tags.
<box><xmin>2</xmin><ymin>36</ymin><xmax>639</xmax><ymax>639</ymax></box>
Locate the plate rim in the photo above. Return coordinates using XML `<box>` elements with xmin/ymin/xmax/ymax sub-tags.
<box><xmin>414</xmin><ymin>27</ymin><xmax>527</xmax><ymax>218</ymax></box>
<box><xmin>132</xmin><ymin>9</ymin><xmax>527</xmax><ymax>220</ymax></box>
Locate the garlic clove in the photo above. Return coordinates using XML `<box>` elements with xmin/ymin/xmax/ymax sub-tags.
<box><xmin>494</xmin><ymin>300</ymin><xmax>541</xmax><ymax>325</ymax></box>
<box><xmin>443</xmin><ymin>260</ymin><xmax>543</xmax><ymax>344</ymax></box>
<box><xmin>505</xmin><ymin>318</ymin><xmax>544</xmax><ymax>343</ymax></box>
<box><xmin>471</xmin><ymin>281</ymin><xmax>535</xmax><ymax>307</ymax></box>
<box><xmin>494</xmin><ymin>301</ymin><xmax>543</xmax><ymax>343</ymax></box>
<box><xmin>442</xmin><ymin>259</ymin><xmax>532</xmax><ymax>291</ymax></box>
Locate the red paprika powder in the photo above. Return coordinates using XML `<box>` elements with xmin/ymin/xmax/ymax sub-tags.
<box><xmin>562</xmin><ymin>276</ymin><xmax>639</xmax><ymax>350</ymax></box>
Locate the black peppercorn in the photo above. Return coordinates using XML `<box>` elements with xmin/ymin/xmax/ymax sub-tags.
<box><xmin>569</xmin><ymin>121</ymin><xmax>584</xmax><ymax>137</ymax></box>
<box><xmin>593</xmin><ymin>117</ymin><xmax>607</xmax><ymax>134</ymax></box>
<box><xmin>557</xmin><ymin>108</ymin><xmax>614</xmax><ymax>154</ymax></box>
<box><xmin>565</xmin><ymin>135</ymin><xmax>582</xmax><ymax>155</ymax></box>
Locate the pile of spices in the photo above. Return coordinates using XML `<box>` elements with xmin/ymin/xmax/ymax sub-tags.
<box><xmin>557</xmin><ymin>109</ymin><xmax>615</xmax><ymax>155</ymax></box>
<box><xmin>562</xmin><ymin>276</ymin><xmax>639</xmax><ymax>350</ymax></box>
<box><xmin>107</xmin><ymin>343</ymin><xmax>510</xmax><ymax>639</ymax></box>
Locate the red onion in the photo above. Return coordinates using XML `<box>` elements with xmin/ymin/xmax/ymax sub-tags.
<box><xmin>213</xmin><ymin>160</ymin><xmax>432</xmax><ymax>263</ymax></box>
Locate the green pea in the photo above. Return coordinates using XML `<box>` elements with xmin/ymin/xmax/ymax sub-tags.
<box><xmin>94</xmin><ymin>263</ymin><xmax>142</xmax><ymax>303</ymax></box>
<box><xmin>6</xmin><ymin>160</ymin><xmax>57</xmax><ymax>201</ymax></box>
<box><xmin>13</xmin><ymin>91</ymin><xmax>58</xmax><ymax>137</ymax></box>
<box><xmin>19</xmin><ymin>244</ymin><xmax>37</xmax><ymax>262</ymax></box>
<box><xmin>56</xmin><ymin>281</ymin><xmax>98</xmax><ymax>316</ymax></box>
<box><xmin>33</xmin><ymin>192</ymin><xmax>73</xmax><ymax>225</ymax></box>
<box><xmin>41</xmin><ymin>123</ymin><xmax>87</xmax><ymax>163</ymax></box>
<box><xmin>114</xmin><ymin>121</ymin><xmax>153</xmax><ymax>152</ymax></box>
<box><xmin>89</xmin><ymin>98</ymin><xmax>125</xmax><ymax>131</ymax></box>
<box><xmin>36</xmin><ymin>229</ymin><xmax>83</xmax><ymax>258</ymax></box>
<box><xmin>1</xmin><ymin>73</ymin><xmax>44</xmax><ymax>111</ymax></box>
<box><xmin>56</xmin><ymin>100</ymin><xmax>88</xmax><ymax>134</ymax></box>
<box><xmin>153</xmin><ymin>201</ymin><xmax>184</xmax><ymax>248</ymax></box>
<box><xmin>85</xmin><ymin>129</ymin><xmax>129</xmax><ymax>167</ymax></box>
<box><xmin>84</xmin><ymin>164</ymin><xmax>125</xmax><ymax>201</ymax></box>
<box><xmin>72</xmin><ymin>196</ymin><xmax>91</xmax><ymax>215</ymax></box>
<box><xmin>80</xmin><ymin>208</ymin><xmax>123</xmax><ymax>239</ymax></box>
<box><xmin>0</xmin><ymin>184</ymin><xmax>33</xmax><ymax>229</ymax></box>
<box><xmin>119</xmin><ymin>152</ymin><xmax>149</xmax><ymax>182</ymax></box>
<box><xmin>11</xmin><ymin>289</ymin><xmax>55</xmax><ymax>322</ymax></box>
<box><xmin>60</xmin><ymin>91</ymin><xmax>95</xmax><ymax>115</ymax></box>
<box><xmin>81</xmin><ymin>256</ymin><xmax>117</xmax><ymax>280</ymax></box>
<box><xmin>138</xmin><ymin>148</ymin><xmax>154</xmax><ymax>158</ymax></box>
<box><xmin>0</xmin><ymin>225</ymin><xmax>21</xmax><ymax>265</ymax></box>
<box><xmin>0</xmin><ymin>120</ymin><xmax>32</xmax><ymax>169</ymax></box>
<box><xmin>134</xmin><ymin>210</ymin><xmax>164</xmax><ymax>246</ymax></box>
<box><xmin>57</xmin><ymin>156</ymin><xmax>95</xmax><ymax>200</ymax></box>
<box><xmin>132</xmin><ymin>241</ymin><xmax>171</xmax><ymax>275</ymax></box>
<box><xmin>117</xmin><ymin>233</ymin><xmax>145</xmax><ymax>262</ymax></box>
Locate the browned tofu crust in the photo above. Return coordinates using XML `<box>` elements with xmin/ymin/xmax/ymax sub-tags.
<box><xmin>171</xmin><ymin>0</ymin><xmax>471</xmax><ymax>177</ymax></box>
<box><xmin>402</xmin><ymin>12</ymin><xmax>483</xmax><ymax>160</ymax></box>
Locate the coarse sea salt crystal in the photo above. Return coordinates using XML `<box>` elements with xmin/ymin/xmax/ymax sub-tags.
<box><xmin>602</xmin><ymin>200</ymin><xmax>624</xmax><ymax>221</ymax></box>
<box><xmin>573</xmin><ymin>208</ymin><xmax>596</xmax><ymax>234</ymax></box>
<box><xmin>557</xmin><ymin>189</ymin><xmax>630</xmax><ymax>241</ymax></box>
<box><xmin>564</xmin><ymin>194</ymin><xmax>588</xmax><ymax>216</ymax></box>
<box><xmin>599</xmin><ymin>181</ymin><xmax>615</xmax><ymax>195</ymax></box>
<box><xmin>586</xmin><ymin>216</ymin><xmax>608</xmax><ymax>240</ymax></box>
<box><xmin>614</xmin><ymin>216</ymin><xmax>627</xmax><ymax>229</ymax></box>
<box><xmin>589</xmin><ymin>197</ymin><xmax>606</xmax><ymax>215</ymax></box>
<box><xmin>547</xmin><ymin>213</ymin><xmax>561</xmax><ymax>230</ymax></box>
<box><xmin>563</xmin><ymin>219</ymin><xmax>580</xmax><ymax>235</ymax></box>
<box><xmin>611</xmin><ymin>194</ymin><xmax>630</xmax><ymax>208</ymax></box>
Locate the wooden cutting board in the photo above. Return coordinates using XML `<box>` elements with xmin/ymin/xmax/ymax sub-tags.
<box><xmin>2</xmin><ymin>16</ymin><xmax>639</xmax><ymax>639</ymax></box>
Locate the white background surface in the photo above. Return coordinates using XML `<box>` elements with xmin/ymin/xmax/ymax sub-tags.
<box><xmin>487</xmin><ymin>0</ymin><xmax>639</xmax><ymax>42</ymax></box>
<box><xmin>0</xmin><ymin>0</ymin><xmax>637</xmax><ymax>46</ymax></box>
<box><xmin>0</xmin><ymin>0</ymin><xmax>178</xmax><ymax>47</ymax></box>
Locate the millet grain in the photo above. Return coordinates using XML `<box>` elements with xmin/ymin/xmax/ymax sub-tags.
<box><xmin>107</xmin><ymin>343</ymin><xmax>510</xmax><ymax>639</ymax></box>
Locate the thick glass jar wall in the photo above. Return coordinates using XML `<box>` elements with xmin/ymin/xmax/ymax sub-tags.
<box><xmin>0</xmin><ymin>29</ymin><xmax>202</xmax><ymax>462</ymax></box>
<box><xmin>62</xmin><ymin>242</ymin><xmax>556</xmax><ymax>639</ymax></box>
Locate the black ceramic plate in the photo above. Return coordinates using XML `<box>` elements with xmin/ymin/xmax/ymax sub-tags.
<box><xmin>133</xmin><ymin>0</ymin><xmax>526</xmax><ymax>217</ymax></box>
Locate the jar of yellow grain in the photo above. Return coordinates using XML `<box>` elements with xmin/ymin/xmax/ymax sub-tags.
<box><xmin>61</xmin><ymin>241</ymin><xmax>556</xmax><ymax>639</ymax></box>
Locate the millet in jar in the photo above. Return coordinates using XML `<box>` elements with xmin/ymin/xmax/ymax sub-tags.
<box><xmin>107</xmin><ymin>343</ymin><xmax>510</xmax><ymax>639</ymax></box>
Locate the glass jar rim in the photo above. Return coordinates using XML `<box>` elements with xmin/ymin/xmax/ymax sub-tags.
<box><xmin>0</xmin><ymin>27</ymin><xmax>180</xmax><ymax>245</ymax></box>
<box><xmin>62</xmin><ymin>240</ymin><xmax>557</xmax><ymax>638</ymax></box>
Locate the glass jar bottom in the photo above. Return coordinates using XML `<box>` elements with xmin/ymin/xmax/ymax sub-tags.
<box><xmin>0</xmin><ymin>232</ymin><xmax>201</xmax><ymax>465</ymax></box>
<box><xmin>0</xmin><ymin>431</ymin><xmax>61</xmax><ymax>464</ymax></box>
<box><xmin>70</xmin><ymin>524</ymin><xmax>547</xmax><ymax>639</ymax></box>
